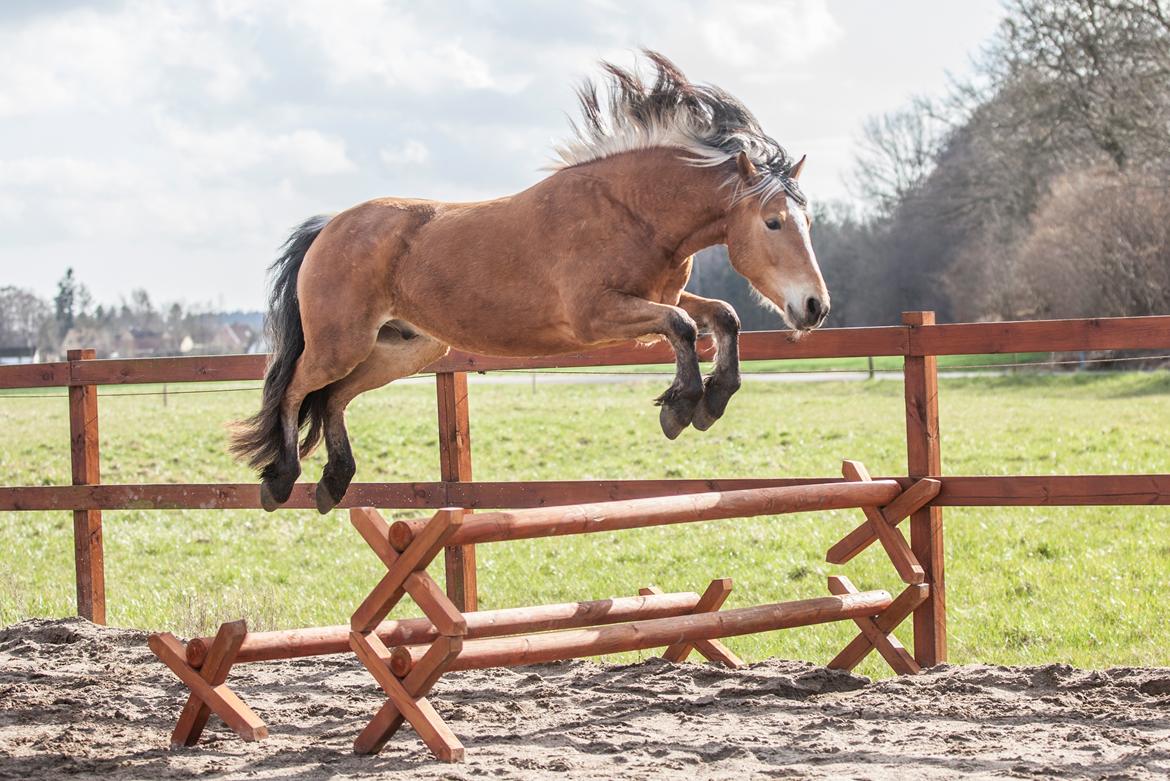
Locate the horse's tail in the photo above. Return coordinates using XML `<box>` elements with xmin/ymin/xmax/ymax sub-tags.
<box><xmin>229</xmin><ymin>214</ymin><xmax>332</xmax><ymax>473</ymax></box>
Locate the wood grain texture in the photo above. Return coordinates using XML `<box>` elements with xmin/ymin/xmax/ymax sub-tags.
<box><xmin>5</xmin><ymin>474</ymin><xmax>1170</xmax><ymax>512</ymax></box>
<box><xmin>186</xmin><ymin>591</ymin><xmax>704</xmax><ymax>667</ymax></box>
<box><xmin>389</xmin><ymin>590</ymin><xmax>893</xmax><ymax>675</ymax></box>
<box><xmin>67</xmin><ymin>349</ymin><xmax>105</xmax><ymax>624</ymax></box>
<box><xmin>903</xmin><ymin>311</ymin><xmax>946</xmax><ymax>668</ymax></box>
<box><xmin>436</xmin><ymin>372</ymin><xmax>477</xmax><ymax>612</ymax></box>
<box><xmin>388</xmin><ymin>480</ymin><xmax>903</xmax><ymax>549</ymax></box>
<box><xmin>171</xmin><ymin>619</ymin><xmax>248</xmax><ymax>746</ymax></box>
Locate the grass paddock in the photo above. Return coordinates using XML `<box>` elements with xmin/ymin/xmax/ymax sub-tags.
<box><xmin>1</xmin><ymin>370</ymin><xmax>1167</xmax><ymax>678</ymax></box>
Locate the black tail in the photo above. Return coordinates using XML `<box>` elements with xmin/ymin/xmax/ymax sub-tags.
<box><xmin>230</xmin><ymin>214</ymin><xmax>333</xmax><ymax>475</ymax></box>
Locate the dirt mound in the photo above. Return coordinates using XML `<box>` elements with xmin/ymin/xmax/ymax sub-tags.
<box><xmin>1</xmin><ymin>618</ymin><xmax>1168</xmax><ymax>779</ymax></box>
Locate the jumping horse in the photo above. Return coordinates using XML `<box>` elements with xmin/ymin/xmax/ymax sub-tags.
<box><xmin>232</xmin><ymin>51</ymin><xmax>829</xmax><ymax>514</ymax></box>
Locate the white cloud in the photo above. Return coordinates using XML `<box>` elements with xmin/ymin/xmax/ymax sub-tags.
<box><xmin>380</xmin><ymin>140</ymin><xmax>430</xmax><ymax>167</ymax></box>
<box><xmin>0</xmin><ymin>2</ymin><xmax>264</xmax><ymax>116</ymax></box>
<box><xmin>155</xmin><ymin>117</ymin><xmax>354</xmax><ymax>177</ymax></box>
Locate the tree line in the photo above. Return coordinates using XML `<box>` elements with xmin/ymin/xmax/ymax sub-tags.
<box><xmin>692</xmin><ymin>0</ymin><xmax>1170</xmax><ymax>327</ymax></box>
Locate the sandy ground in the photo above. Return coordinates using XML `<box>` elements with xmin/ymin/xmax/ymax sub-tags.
<box><xmin>1</xmin><ymin>619</ymin><xmax>1168</xmax><ymax>780</ymax></box>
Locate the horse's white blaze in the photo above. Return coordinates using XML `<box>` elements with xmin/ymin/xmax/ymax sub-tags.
<box><xmin>773</xmin><ymin>194</ymin><xmax>826</xmax><ymax>323</ymax></box>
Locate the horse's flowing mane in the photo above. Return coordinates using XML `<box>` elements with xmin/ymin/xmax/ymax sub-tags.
<box><xmin>552</xmin><ymin>50</ymin><xmax>806</xmax><ymax>206</ymax></box>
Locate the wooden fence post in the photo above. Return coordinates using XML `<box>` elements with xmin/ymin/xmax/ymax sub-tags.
<box><xmin>901</xmin><ymin>312</ymin><xmax>945</xmax><ymax>666</ymax></box>
<box><xmin>67</xmin><ymin>348</ymin><xmax>106</xmax><ymax>624</ymax></box>
<box><xmin>436</xmin><ymin>371</ymin><xmax>477</xmax><ymax>612</ymax></box>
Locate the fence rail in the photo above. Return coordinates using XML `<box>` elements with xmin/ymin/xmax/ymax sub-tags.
<box><xmin>3</xmin><ymin>311</ymin><xmax>1169</xmax><ymax>669</ymax></box>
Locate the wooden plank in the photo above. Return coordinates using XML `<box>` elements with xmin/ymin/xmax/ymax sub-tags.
<box><xmin>5</xmin><ymin>316</ymin><xmax>1167</xmax><ymax>390</ymax></box>
<box><xmin>67</xmin><ymin>349</ymin><xmax>105</xmax><ymax>625</ymax></box>
<box><xmin>903</xmin><ymin>312</ymin><xmax>946</xmax><ymax>667</ymax></box>
<box><xmin>148</xmin><ymin>632</ymin><xmax>267</xmax><ymax>741</ymax></box>
<box><xmin>436</xmin><ymin>372</ymin><xmax>477</xmax><ymax>613</ymax></box>
<box><xmin>826</xmin><ymin>478</ymin><xmax>941</xmax><ymax>565</ymax></box>
<box><xmin>351</xmin><ymin>509</ymin><xmax>464</xmax><ymax>632</ymax></box>
<box><xmin>0</xmin><ymin>360</ymin><xmax>69</xmax><ymax>388</ymax></box>
<box><xmin>656</xmin><ymin>578</ymin><xmax>734</xmax><ymax>663</ymax></box>
<box><xmin>5</xmin><ymin>474</ymin><xmax>1170</xmax><ymax>512</ymax></box>
<box><xmin>73</xmin><ymin>354</ymin><xmax>267</xmax><ymax>385</ymax></box>
<box><xmin>840</xmin><ymin>461</ymin><xmax>924</xmax><ymax>584</ymax></box>
<box><xmin>171</xmin><ymin>619</ymin><xmax>248</xmax><ymax>746</ymax></box>
<box><xmin>914</xmin><ymin>315</ymin><xmax>1170</xmax><ymax>356</ymax></box>
<box><xmin>425</xmin><ymin>327</ymin><xmax>909</xmax><ymax>372</ymax></box>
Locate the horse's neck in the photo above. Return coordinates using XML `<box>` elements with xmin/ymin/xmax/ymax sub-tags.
<box><xmin>564</xmin><ymin>148</ymin><xmax>729</xmax><ymax>259</ymax></box>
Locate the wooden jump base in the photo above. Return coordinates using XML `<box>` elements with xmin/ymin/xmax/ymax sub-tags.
<box><xmin>150</xmin><ymin>459</ymin><xmax>940</xmax><ymax>760</ymax></box>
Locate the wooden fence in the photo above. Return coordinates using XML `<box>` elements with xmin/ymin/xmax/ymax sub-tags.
<box><xmin>2</xmin><ymin>311</ymin><xmax>1169</xmax><ymax>667</ymax></box>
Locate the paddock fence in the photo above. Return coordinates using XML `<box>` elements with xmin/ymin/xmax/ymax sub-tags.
<box><xmin>2</xmin><ymin>311</ymin><xmax>1168</xmax><ymax>668</ymax></box>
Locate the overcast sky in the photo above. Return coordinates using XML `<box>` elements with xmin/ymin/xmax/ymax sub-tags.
<box><xmin>0</xmin><ymin>0</ymin><xmax>1004</xmax><ymax>311</ymax></box>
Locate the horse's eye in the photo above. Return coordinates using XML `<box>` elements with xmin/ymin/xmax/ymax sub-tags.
<box><xmin>764</xmin><ymin>216</ymin><xmax>783</xmax><ymax>231</ymax></box>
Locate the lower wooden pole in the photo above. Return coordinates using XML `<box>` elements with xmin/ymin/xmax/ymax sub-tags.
<box><xmin>390</xmin><ymin>590</ymin><xmax>893</xmax><ymax>676</ymax></box>
<box><xmin>186</xmin><ymin>590</ymin><xmax>702</xmax><ymax>667</ymax></box>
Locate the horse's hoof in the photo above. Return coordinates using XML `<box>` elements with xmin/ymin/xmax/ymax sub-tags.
<box><xmin>259</xmin><ymin>481</ymin><xmax>280</xmax><ymax>512</ymax></box>
<box><xmin>314</xmin><ymin>481</ymin><xmax>338</xmax><ymax>515</ymax></box>
<box><xmin>691</xmin><ymin>402</ymin><xmax>718</xmax><ymax>432</ymax></box>
<box><xmin>659</xmin><ymin>404</ymin><xmax>691</xmax><ymax>440</ymax></box>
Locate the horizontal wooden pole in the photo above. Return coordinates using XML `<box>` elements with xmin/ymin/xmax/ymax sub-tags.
<box><xmin>390</xmin><ymin>590</ymin><xmax>894</xmax><ymax>675</ymax></box>
<box><xmin>186</xmin><ymin>590</ymin><xmax>703</xmax><ymax>667</ymax></box>
<box><xmin>4</xmin><ymin>474</ymin><xmax>1170</xmax><ymax>512</ymax></box>
<box><xmin>388</xmin><ymin>481</ymin><xmax>904</xmax><ymax>549</ymax></box>
<box><xmin>4</xmin><ymin>316</ymin><xmax>1166</xmax><ymax>389</ymax></box>
<box><xmin>913</xmin><ymin>316</ymin><xmax>1170</xmax><ymax>356</ymax></box>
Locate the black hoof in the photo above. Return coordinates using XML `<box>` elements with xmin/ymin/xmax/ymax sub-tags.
<box><xmin>691</xmin><ymin>402</ymin><xmax>718</xmax><ymax>432</ymax></box>
<box><xmin>259</xmin><ymin>481</ymin><xmax>280</xmax><ymax>513</ymax></box>
<box><xmin>314</xmin><ymin>481</ymin><xmax>339</xmax><ymax>515</ymax></box>
<box><xmin>659</xmin><ymin>402</ymin><xmax>694</xmax><ymax>440</ymax></box>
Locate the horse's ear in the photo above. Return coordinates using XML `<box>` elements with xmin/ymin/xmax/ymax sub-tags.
<box><xmin>790</xmin><ymin>154</ymin><xmax>807</xmax><ymax>180</ymax></box>
<box><xmin>736</xmin><ymin>151</ymin><xmax>759</xmax><ymax>181</ymax></box>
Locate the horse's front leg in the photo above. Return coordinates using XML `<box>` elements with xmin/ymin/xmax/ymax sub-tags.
<box><xmin>575</xmin><ymin>292</ymin><xmax>703</xmax><ymax>439</ymax></box>
<box><xmin>677</xmin><ymin>292</ymin><xmax>741</xmax><ymax>431</ymax></box>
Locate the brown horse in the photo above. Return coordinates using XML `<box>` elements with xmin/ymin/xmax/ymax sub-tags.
<box><xmin>231</xmin><ymin>51</ymin><xmax>829</xmax><ymax>514</ymax></box>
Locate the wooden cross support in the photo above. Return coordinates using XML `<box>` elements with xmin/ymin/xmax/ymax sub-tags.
<box><xmin>823</xmin><ymin>462</ymin><xmax>940</xmax><ymax>675</ymax></box>
<box><xmin>639</xmin><ymin>580</ymin><xmax>743</xmax><ymax>668</ymax></box>
<box><xmin>349</xmin><ymin>506</ymin><xmax>468</xmax><ymax>760</ymax></box>
<box><xmin>826</xmin><ymin>575</ymin><xmax>928</xmax><ymax>675</ymax></box>
<box><xmin>148</xmin><ymin>619</ymin><xmax>267</xmax><ymax>746</ymax></box>
<box><xmin>827</xmin><ymin>462</ymin><xmax>940</xmax><ymax>583</ymax></box>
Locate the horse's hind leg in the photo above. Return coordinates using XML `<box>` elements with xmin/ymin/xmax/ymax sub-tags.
<box><xmin>261</xmin><ymin>347</ymin><xmax>367</xmax><ymax>511</ymax></box>
<box><xmin>314</xmin><ymin>325</ymin><xmax>449</xmax><ymax>514</ymax></box>
<box><xmin>677</xmin><ymin>292</ymin><xmax>741</xmax><ymax>431</ymax></box>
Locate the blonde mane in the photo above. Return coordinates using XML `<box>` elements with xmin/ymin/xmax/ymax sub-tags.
<box><xmin>551</xmin><ymin>50</ymin><xmax>805</xmax><ymax>205</ymax></box>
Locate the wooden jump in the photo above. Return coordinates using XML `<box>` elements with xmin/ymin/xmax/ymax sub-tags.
<box><xmin>150</xmin><ymin>460</ymin><xmax>941</xmax><ymax>761</ymax></box>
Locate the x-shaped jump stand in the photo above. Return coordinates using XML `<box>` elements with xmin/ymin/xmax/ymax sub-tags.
<box><xmin>149</xmin><ymin>620</ymin><xmax>266</xmax><ymax>746</ymax></box>
<box><xmin>346</xmin><ymin>506</ymin><xmax>744</xmax><ymax>761</ymax></box>
<box><xmin>825</xmin><ymin>460</ymin><xmax>940</xmax><ymax>675</ymax></box>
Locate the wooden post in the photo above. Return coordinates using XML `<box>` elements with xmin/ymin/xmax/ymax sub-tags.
<box><xmin>67</xmin><ymin>348</ymin><xmax>106</xmax><ymax>624</ymax></box>
<box><xmin>901</xmin><ymin>312</ymin><xmax>945</xmax><ymax>666</ymax></box>
<box><xmin>435</xmin><ymin>372</ymin><xmax>476</xmax><ymax>612</ymax></box>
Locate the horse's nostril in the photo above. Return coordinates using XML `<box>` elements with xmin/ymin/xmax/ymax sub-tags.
<box><xmin>805</xmin><ymin>296</ymin><xmax>823</xmax><ymax>321</ymax></box>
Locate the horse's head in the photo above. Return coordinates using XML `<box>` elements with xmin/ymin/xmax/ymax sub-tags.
<box><xmin>724</xmin><ymin>153</ymin><xmax>829</xmax><ymax>333</ymax></box>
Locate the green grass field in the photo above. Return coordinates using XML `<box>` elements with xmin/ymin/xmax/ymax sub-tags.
<box><xmin>1</xmin><ymin>370</ymin><xmax>1168</xmax><ymax>678</ymax></box>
